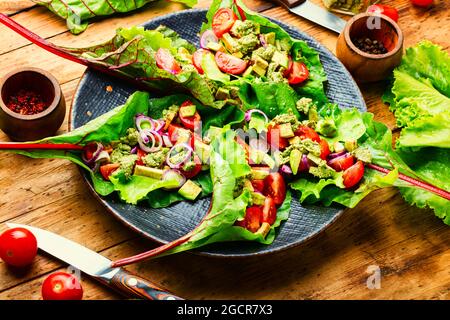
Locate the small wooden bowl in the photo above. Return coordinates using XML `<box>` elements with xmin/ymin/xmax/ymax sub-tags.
<box><xmin>336</xmin><ymin>12</ymin><xmax>404</xmax><ymax>83</ymax></box>
<box><xmin>0</xmin><ymin>68</ymin><xmax>66</xmax><ymax>141</ymax></box>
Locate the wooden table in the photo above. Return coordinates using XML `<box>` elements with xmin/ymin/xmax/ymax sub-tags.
<box><xmin>0</xmin><ymin>0</ymin><xmax>449</xmax><ymax>300</ymax></box>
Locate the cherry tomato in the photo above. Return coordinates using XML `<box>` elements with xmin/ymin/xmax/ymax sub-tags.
<box><xmin>287</xmin><ymin>61</ymin><xmax>309</xmax><ymax>85</ymax></box>
<box><xmin>155</xmin><ymin>48</ymin><xmax>181</xmax><ymax>75</ymax></box>
<box><xmin>83</xmin><ymin>142</ymin><xmax>98</xmax><ymax>161</ymax></box>
<box><xmin>283</xmin><ymin>56</ymin><xmax>293</xmax><ymax>77</ymax></box>
<box><xmin>319</xmin><ymin>139</ymin><xmax>330</xmax><ymax>160</ymax></box>
<box><xmin>235</xmin><ymin>206</ymin><xmax>262</xmax><ymax>233</ymax></box>
<box><xmin>180</xmin><ymin>154</ymin><xmax>202</xmax><ymax>179</ymax></box>
<box><xmin>0</xmin><ymin>228</ymin><xmax>37</xmax><ymax>267</ymax></box>
<box><xmin>99</xmin><ymin>163</ymin><xmax>120</xmax><ymax>181</ymax></box>
<box><xmin>192</xmin><ymin>49</ymin><xmax>210</xmax><ymax>74</ymax></box>
<box><xmin>343</xmin><ymin>161</ymin><xmax>365</xmax><ymax>189</ymax></box>
<box><xmin>367</xmin><ymin>4</ymin><xmax>399</xmax><ymax>22</ymax></box>
<box><xmin>42</xmin><ymin>272</ymin><xmax>83</xmax><ymax>300</ymax></box>
<box><xmin>136</xmin><ymin>148</ymin><xmax>148</xmax><ymax>166</ymax></box>
<box><xmin>263</xmin><ymin>172</ymin><xmax>286</xmax><ymax>206</ymax></box>
<box><xmin>212</xmin><ymin>8</ymin><xmax>237</xmax><ymax>38</ymax></box>
<box><xmin>179</xmin><ymin>106</ymin><xmax>201</xmax><ymax>131</ymax></box>
<box><xmin>215</xmin><ymin>51</ymin><xmax>247</xmax><ymax>75</ymax></box>
<box><xmin>328</xmin><ymin>154</ymin><xmax>354</xmax><ymax>172</ymax></box>
<box><xmin>262</xmin><ymin>197</ymin><xmax>277</xmax><ymax>225</ymax></box>
<box><xmin>267</xmin><ymin>125</ymin><xmax>289</xmax><ymax>150</ymax></box>
<box><xmin>411</xmin><ymin>0</ymin><xmax>433</xmax><ymax>7</ymax></box>
<box><xmin>251</xmin><ymin>180</ymin><xmax>265</xmax><ymax>193</ymax></box>
<box><xmin>295</xmin><ymin>125</ymin><xmax>320</xmax><ymax>142</ymax></box>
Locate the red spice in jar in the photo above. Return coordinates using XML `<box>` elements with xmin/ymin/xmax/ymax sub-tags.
<box><xmin>6</xmin><ymin>89</ymin><xmax>49</xmax><ymax>115</ymax></box>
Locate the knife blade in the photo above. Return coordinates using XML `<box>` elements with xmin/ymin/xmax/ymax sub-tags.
<box><xmin>6</xmin><ymin>223</ymin><xmax>182</xmax><ymax>300</ymax></box>
<box><xmin>269</xmin><ymin>0</ymin><xmax>347</xmax><ymax>34</ymax></box>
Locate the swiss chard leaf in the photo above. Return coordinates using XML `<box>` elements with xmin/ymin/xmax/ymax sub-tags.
<box><xmin>33</xmin><ymin>0</ymin><xmax>197</xmax><ymax>34</ymax></box>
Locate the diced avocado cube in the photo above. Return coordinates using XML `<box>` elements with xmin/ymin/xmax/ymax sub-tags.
<box><xmin>134</xmin><ymin>165</ymin><xmax>164</xmax><ymax>180</ymax></box>
<box><xmin>232</xmin><ymin>51</ymin><xmax>244</xmax><ymax>59</ymax></box>
<box><xmin>176</xmin><ymin>128</ymin><xmax>191</xmax><ymax>144</ymax></box>
<box><xmin>272</xmin><ymin>51</ymin><xmax>289</xmax><ymax>69</ymax></box>
<box><xmin>250</xmin><ymin>149</ymin><xmax>264</xmax><ymax>165</ymax></box>
<box><xmin>194</xmin><ymin>139</ymin><xmax>211</xmax><ymax>164</ymax></box>
<box><xmin>256</xmin><ymin>222</ymin><xmax>271</xmax><ymax>237</ymax></box>
<box><xmin>279</xmin><ymin>123</ymin><xmax>294</xmax><ymax>138</ymax></box>
<box><xmin>252</xmin><ymin>56</ymin><xmax>269</xmax><ymax>77</ymax></box>
<box><xmin>275</xmin><ymin>39</ymin><xmax>282</xmax><ymax>51</ymax></box>
<box><xmin>289</xmin><ymin>149</ymin><xmax>302</xmax><ymax>175</ymax></box>
<box><xmin>178</xmin><ymin>179</ymin><xmax>202</xmax><ymax>200</ymax></box>
<box><xmin>206</xmin><ymin>41</ymin><xmax>224</xmax><ymax>52</ymax></box>
<box><xmin>265</xmin><ymin>32</ymin><xmax>276</xmax><ymax>45</ymax></box>
<box><xmin>307</xmin><ymin>153</ymin><xmax>322</xmax><ymax>166</ymax></box>
<box><xmin>222</xmin><ymin>33</ymin><xmax>239</xmax><ymax>52</ymax></box>
<box><xmin>252</xmin><ymin>192</ymin><xmax>266</xmax><ymax>206</ymax></box>
<box><xmin>279</xmin><ymin>38</ymin><xmax>292</xmax><ymax>52</ymax></box>
<box><xmin>333</xmin><ymin>141</ymin><xmax>345</xmax><ymax>153</ymax></box>
<box><xmin>262</xmin><ymin>154</ymin><xmax>276</xmax><ymax>169</ymax></box>
<box><xmin>243</xmin><ymin>66</ymin><xmax>254</xmax><ymax>77</ymax></box>
<box><xmin>252</xmin><ymin>64</ymin><xmax>267</xmax><ymax>77</ymax></box>
<box><xmin>230</xmin><ymin>20</ymin><xmax>244</xmax><ymax>37</ymax></box>
<box><xmin>288</xmin><ymin>136</ymin><xmax>301</xmax><ymax>145</ymax></box>
<box><xmin>179</xmin><ymin>104</ymin><xmax>196</xmax><ymax>118</ymax></box>
<box><xmin>345</xmin><ymin>139</ymin><xmax>358</xmax><ymax>152</ymax></box>
<box><xmin>205</xmin><ymin>126</ymin><xmax>222</xmax><ymax>141</ymax></box>
<box><xmin>251</xmin><ymin>167</ymin><xmax>270</xmax><ymax>180</ymax></box>
<box><xmin>215</xmin><ymin>87</ymin><xmax>230</xmax><ymax>100</ymax></box>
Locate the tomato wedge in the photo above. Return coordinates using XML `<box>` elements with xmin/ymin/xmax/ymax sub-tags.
<box><xmin>267</xmin><ymin>124</ymin><xmax>289</xmax><ymax>150</ymax></box>
<box><xmin>235</xmin><ymin>206</ymin><xmax>262</xmax><ymax>233</ymax></box>
<box><xmin>328</xmin><ymin>154</ymin><xmax>354</xmax><ymax>172</ymax></box>
<box><xmin>192</xmin><ymin>49</ymin><xmax>209</xmax><ymax>74</ymax></box>
<box><xmin>343</xmin><ymin>161</ymin><xmax>365</xmax><ymax>189</ymax></box>
<box><xmin>262</xmin><ymin>197</ymin><xmax>277</xmax><ymax>225</ymax></box>
<box><xmin>319</xmin><ymin>139</ymin><xmax>331</xmax><ymax>160</ymax></box>
<box><xmin>295</xmin><ymin>125</ymin><xmax>320</xmax><ymax>142</ymax></box>
<box><xmin>287</xmin><ymin>61</ymin><xmax>309</xmax><ymax>85</ymax></box>
<box><xmin>263</xmin><ymin>172</ymin><xmax>286</xmax><ymax>206</ymax></box>
<box><xmin>180</xmin><ymin>154</ymin><xmax>202</xmax><ymax>179</ymax></box>
<box><xmin>212</xmin><ymin>8</ymin><xmax>237</xmax><ymax>38</ymax></box>
<box><xmin>156</xmin><ymin>48</ymin><xmax>181</xmax><ymax>74</ymax></box>
<box><xmin>215</xmin><ymin>51</ymin><xmax>247</xmax><ymax>75</ymax></box>
<box><xmin>251</xmin><ymin>180</ymin><xmax>265</xmax><ymax>193</ymax></box>
<box><xmin>136</xmin><ymin>148</ymin><xmax>148</xmax><ymax>166</ymax></box>
<box><xmin>99</xmin><ymin>163</ymin><xmax>120</xmax><ymax>181</ymax></box>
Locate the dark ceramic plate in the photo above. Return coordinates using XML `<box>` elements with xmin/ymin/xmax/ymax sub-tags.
<box><xmin>70</xmin><ymin>9</ymin><xmax>366</xmax><ymax>257</ymax></box>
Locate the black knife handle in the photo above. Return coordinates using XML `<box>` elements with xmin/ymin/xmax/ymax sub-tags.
<box><xmin>267</xmin><ymin>0</ymin><xmax>306</xmax><ymax>9</ymax></box>
<box><xmin>110</xmin><ymin>269</ymin><xmax>183</xmax><ymax>300</ymax></box>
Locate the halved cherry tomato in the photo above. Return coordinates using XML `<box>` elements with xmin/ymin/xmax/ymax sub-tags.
<box><xmin>192</xmin><ymin>49</ymin><xmax>209</xmax><ymax>74</ymax></box>
<box><xmin>367</xmin><ymin>4</ymin><xmax>399</xmax><ymax>22</ymax></box>
<box><xmin>267</xmin><ymin>124</ymin><xmax>289</xmax><ymax>150</ymax></box>
<box><xmin>136</xmin><ymin>148</ymin><xmax>148</xmax><ymax>166</ymax></box>
<box><xmin>99</xmin><ymin>163</ymin><xmax>120</xmax><ymax>181</ymax></box>
<box><xmin>262</xmin><ymin>197</ymin><xmax>277</xmax><ymax>225</ymax></box>
<box><xmin>328</xmin><ymin>154</ymin><xmax>354</xmax><ymax>172</ymax></box>
<box><xmin>263</xmin><ymin>172</ymin><xmax>286</xmax><ymax>206</ymax></box>
<box><xmin>156</xmin><ymin>48</ymin><xmax>181</xmax><ymax>74</ymax></box>
<box><xmin>179</xmin><ymin>107</ymin><xmax>201</xmax><ymax>131</ymax></box>
<box><xmin>319</xmin><ymin>139</ymin><xmax>330</xmax><ymax>160</ymax></box>
<box><xmin>212</xmin><ymin>8</ymin><xmax>237</xmax><ymax>38</ymax></box>
<box><xmin>295</xmin><ymin>125</ymin><xmax>320</xmax><ymax>142</ymax></box>
<box><xmin>168</xmin><ymin>124</ymin><xmax>185</xmax><ymax>144</ymax></box>
<box><xmin>410</xmin><ymin>0</ymin><xmax>433</xmax><ymax>8</ymax></box>
<box><xmin>235</xmin><ymin>206</ymin><xmax>262</xmax><ymax>233</ymax></box>
<box><xmin>287</xmin><ymin>61</ymin><xmax>309</xmax><ymax>85</ymax></box>
<box><xmin>42</xmin><ymin>272</ymin><xmax>83</xmax><ymax>300</ymax></box>
<box><xmin>82</xmin><ymin>142</ymin><xmax>98</xmax><ymax>162</ymax></box>
<box><xmin>283</xmin><ymin>56</ymin><xmax>293</xmax><ymax>77</ymax></box>
<box><xmin>251</xmin><ymin>180</ymin><xmax>265</xmax><ymax>193</ymax></box>
<box><xmin>180</xmin><ymin>154</ymin><xmax>202</xmax><ymax>179</ymax></box>
<box><xmin>0</xmin><ymin>228</ymin><xmax>37</xmax><ymax>267</ymax></box>
<box><xmin>215</xmin><ymin>51</ymin><xmax>247</xmax><ymax>75</ymax></box>
<box><xmin>343</xmin><ymin>161</ymin><xmax>365</xmax><ymax>189</ymax></box>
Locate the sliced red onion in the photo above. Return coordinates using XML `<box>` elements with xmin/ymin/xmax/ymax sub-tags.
<box><xmin>259</xmin><ymin>34</ymin><xmax>267</xmax><ymax>47</ymax></box>
<box><xmin>200</xmin><ymin>30</ymin><xmax>219</xmax><ymax>49</ymax></box>
<box><xmin>245</xmin><ymin>109</ymin><xmax>269</xmax><ymax>123</ymax></box>
<box><xmin>135</xmin><ymin>114</ymin><xmax>153</xmax><ymax>132</ymax></box>
<box><xmin>149</xmin><ymin>130</ymin><xmax>163</xmax><ymax>152</ymax></box>
<box><xmin>280</xmin><ymin>164</ymin><xmax>292</xmax><ymax>176</ymax></box>
<box><xmin>327</xmin><ymin>151</ymin><xmax>346</xmax><ymax>160</ymax></box>
<box><xmin>166</xmin><ymin>143</ymin><xmax>193</xmax><ymax>169</ymax></box>
<box><xmin>162</xmin><ymin>133</ymin><xmax>173</xmax><ymax>147</ymax></box>
<box><xmin>130</xmin><ymin>146</ymin><xmax>138</xmax><ymax>154</ymax></box>
<box><xmin>162</xmin><ymin>169</ymin><xmax>186</xmax><ymax>190</ymax></box>
<box><xmin>137</xmin><ymin>130</ymin><xmax>162</xmax><ymax>153</ymax></box>
<box><xmin>153</xmin><ymin>119</ymin><xmax>164</xmax><ymax>132</ymax></box>
<box><xmin>82</xmin><ymin>142</ymin><xmax>103</xmax><ymax>166</ymax></box>
<box><xmin>300</xmin><ymin>154</ymin><xmax>310</xmax><ymax>172</ymax></box>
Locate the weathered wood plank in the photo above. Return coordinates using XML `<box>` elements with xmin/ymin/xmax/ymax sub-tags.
<box><xmin>0</xmin><ymin>1</ymin><xmax>35</xmax><ymax>16</ymax></box>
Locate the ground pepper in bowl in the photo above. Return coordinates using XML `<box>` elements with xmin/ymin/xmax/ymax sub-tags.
<box><xmin>354</xmin><ymin>37</ymin><xmax>388</xmax><ymax>54</ymax></box>
<box><xmin>6</xmin><ymin>89</ymin><xmax>49</xmax><ymax>115</ymax></box>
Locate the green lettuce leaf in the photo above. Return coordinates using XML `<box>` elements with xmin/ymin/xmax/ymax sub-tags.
<box><xmin>33</xmin><ymin>0</ymin><xmax>197</xmax><ymax>34</ymax></box>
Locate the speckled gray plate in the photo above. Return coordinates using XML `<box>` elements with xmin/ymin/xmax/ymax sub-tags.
<box><xmin>70</xmin><ymin>9</ymin><xmax>366</xmax><ymax>257</ymax></box>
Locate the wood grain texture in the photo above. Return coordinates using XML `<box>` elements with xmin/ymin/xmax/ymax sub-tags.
<box><xmin>0</xmin><ymin>0</ymin><xmax>449</xmax><ymax>300</ymax></box>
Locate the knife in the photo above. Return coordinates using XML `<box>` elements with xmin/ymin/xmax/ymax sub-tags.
<box><xmin>269</xmin><ymin>0</ymin><xmax>347</xmax><ymax>34</ymax></box>
<box><xmin>6</xmin><ymin>223</ymin><xmax>182</xmax><ymax>300</ymax></box>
